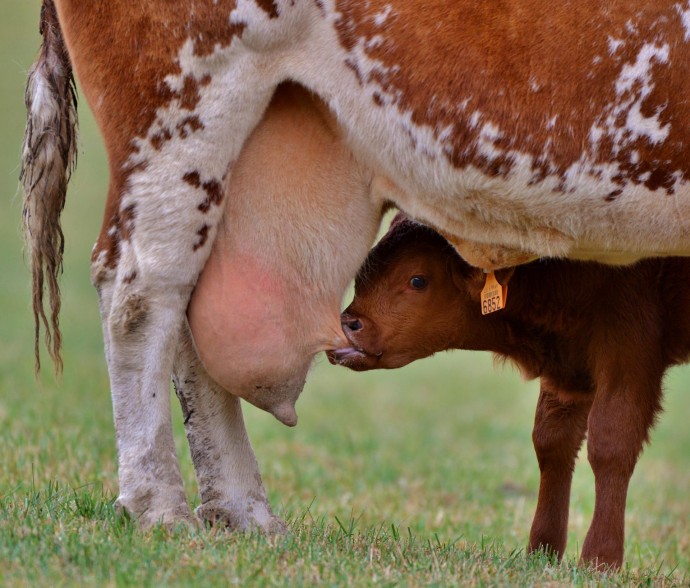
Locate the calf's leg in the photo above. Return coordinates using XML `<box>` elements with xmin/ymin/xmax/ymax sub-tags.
<box><xmin>172</xmin><ymin>325</ymin><xmax>284</xmax><ymax>532</ymax></box>
<box><xmin>581</xmin><ymin>362</ymin><xmax>661</xmax><ymax>568</ymax></box>
<box><xmin>528</xmin><ymin>380</ymin><xmax>592</xmax><ymax>559</ymax></box>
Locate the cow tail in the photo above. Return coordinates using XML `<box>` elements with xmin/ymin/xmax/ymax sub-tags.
<box><xmin>20</xmin><ymin>0</ymin><xmax>78</xmax><ymax>375</ymax></box>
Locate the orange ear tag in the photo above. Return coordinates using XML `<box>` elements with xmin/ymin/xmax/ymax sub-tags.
<box><xmin>480</xmin><ymin>271</ymin><xmax>508</xmax><ymax>315</ymax></box>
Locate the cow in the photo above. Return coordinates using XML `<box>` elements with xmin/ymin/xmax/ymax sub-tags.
<box><xmin>20</xmin><ymin>0</ymin><xmax>690</xmax><ymax>568</ymax></box>
<box><xmin>329</xmin><ymin>213</ymin><xmax>690</xmax><ymax>568</ymax></box>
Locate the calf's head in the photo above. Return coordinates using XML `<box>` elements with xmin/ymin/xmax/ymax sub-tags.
<box><xmin>329</xmin><ymin>214</ymin><xmax>512</xmax><ymax>371</ymax></box>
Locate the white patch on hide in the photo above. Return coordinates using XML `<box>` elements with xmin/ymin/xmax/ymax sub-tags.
<box><xmin>675</xmin><ymin>2</ymin><xmax>690</xmax><ymax>40</ymax></box>
<box><xmin>614</xmin><ymin>43</ymin><xmax>669</xmax><ymax>95</ymax></box>
<box><xmin>476</xmin><ymin>122</ymin><xmax>503</xmax><ymax>159</ymax></box>
<box><xmin>588</xmin><ymin>42</ymin><xmax>671</xmax><ymax>160</ymax></box>
<box><xmin>608</xmin><ymin>36</ymin><xmax>625</xmax><ymax>54</ymax></box>
<box><xmin>373</xmin><ymin>5</ymin><xmax>393</xmax><ymax>27</ymax></box>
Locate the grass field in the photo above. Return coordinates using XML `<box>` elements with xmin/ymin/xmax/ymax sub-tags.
<box><xmin>1</xmin><ymin>2</ymin><xmax>689</xmax><ymax>586</ymax></box>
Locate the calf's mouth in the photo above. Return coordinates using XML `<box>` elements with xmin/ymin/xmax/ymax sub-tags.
<box><xmin>326</xmin><ymin>312</ymin><xmax>384</xmax><ymax>370</ymax></box>
<box><xmin>326</xmin><ymin>332</ymin><xmax>383</xmax><ymax>370</ymax></box>
<box><xmin>326</xmin><ymin>346</ymin><xmax>382</xmax><ymax>371</ymax></box>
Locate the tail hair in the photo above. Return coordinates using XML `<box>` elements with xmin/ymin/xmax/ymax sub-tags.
<box><xmin>20</xmin><ymin>0</ymin><xmax>78</xmax><ymax>375</ymax></box>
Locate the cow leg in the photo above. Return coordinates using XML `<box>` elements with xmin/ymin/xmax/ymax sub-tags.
<box><xmin>580</xmin><ymin>362</ymin><xmax>663</xmax><ymax>570</ymax></box>
<box><xmin>88</xmin><ymin>74</ymin><xmax>275</xmax><ymax>527</ymax></box>
<box><xmin>528</xmin><ymin>380</ymin><xmax>593</xmax><ymax>560</ymax></box>
<box><xmin>94</xmin><ymin>186</ymin><xmax>245</xmax><ymax>528</ymax></box>
<box><xmin>172</xmin><ymin>325</ymin><xmax>284</xmax><ymax>533</ymax></box>
<box><xmin>92</xmin><ymin>247</ymin><xmax>195</xmax><ymax>528</ymax></box>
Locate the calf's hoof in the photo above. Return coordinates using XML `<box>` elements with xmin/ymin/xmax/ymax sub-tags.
<box><xmin>580</xmin><ymin>554</ymin><xmax>623</xmax><ymax>572</ymax></box>
<box><xmin>581</xmin><ymin>537</ymin><xmax>624</xmax><ymax>571</ymax></box>
<box><xmin>196</xmin><ymin>500</ymin><xmax>286</xmax><ymax>534</ymax></box>
<box><xmin>526</xmin><ymin>542</ymin><xmax>564</xmax><ymax>563</ymax></box>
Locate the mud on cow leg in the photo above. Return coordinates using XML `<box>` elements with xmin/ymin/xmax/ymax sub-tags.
<box><xmin>173</xmin><ymin>326</ymin><xmax>285</xmax><ymax>533</ymax></box>
<box><xmin>528</xmin><ymin>380</ymin><xmax>592</xmax><ymax>560</ymax></box>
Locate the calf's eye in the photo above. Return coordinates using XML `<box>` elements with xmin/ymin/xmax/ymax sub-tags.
<box><xmin>409</xmin><ymin>275</ymin><xmax>428</xmax><ymax>290</ymax></box>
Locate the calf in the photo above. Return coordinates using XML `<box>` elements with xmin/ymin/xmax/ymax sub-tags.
<box><xmin>329</xmin><ymin>213</ymin><xmax>690</xmax><ymax>569</ymax></box>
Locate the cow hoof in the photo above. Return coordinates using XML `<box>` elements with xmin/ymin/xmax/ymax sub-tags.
<box><xmin>195</xmin><ymin>500</ymin><xmax>286</xmax><ymax>534</ymax></box>
<box><xmin>115</xmin><ymin>496</ymin><xmax>197</xmax><ymax>530</ymax></box>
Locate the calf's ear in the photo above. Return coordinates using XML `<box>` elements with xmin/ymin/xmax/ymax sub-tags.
<box><xmin>448</xmin><ymin>255</ymin><xmax>477</xmax><ymax>293</ymax></box>
<box><xmin>448</xmin><ymin>257</ymin><xmax>516</xmax><ymax>299</ymax></box>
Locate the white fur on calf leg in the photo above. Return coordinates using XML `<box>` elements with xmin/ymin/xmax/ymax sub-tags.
<box><xmin>173</xmin><ymin>325</ymin><xmax>284</xmax><ymax>533</ymax></box>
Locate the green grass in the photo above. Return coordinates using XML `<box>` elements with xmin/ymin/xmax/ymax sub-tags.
<box><xmin>1</xmin><ymin>2</ymin><xmax>689</xmax><ymax>585</ymax></box>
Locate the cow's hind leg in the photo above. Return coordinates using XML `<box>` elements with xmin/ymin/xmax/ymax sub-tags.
<box><xmin>528</xmin><ymin>379</ymin><xmax>593</xmax><ymax>560</ymax></box>
<box><xmin>94</xmin><ymin>174</ymin><xmax>246</xmax><ymax>527</ymax></box>
<box><xmin>92</xmin><ymin>231</ymin><xmax>196</xmax><ymax>527</ymax></box>
<box><xmin>92</xmin><ymin>246</ymin><xmax>193</xmax><ymax>526</ymax></box>
<box><xmin>91</xmin><ymin>81</ymin><xmax>275</xmax><ymax>527</ymax></box>
<box><xmin>173</xmin><ymin>325</ymin><xmax>284</xmax><ymax>533</ymax></box>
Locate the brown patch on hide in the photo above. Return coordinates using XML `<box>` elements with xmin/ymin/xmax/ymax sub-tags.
<box><xmin>183</xmin><ymin>171</ymin><xmax>224</xmax><ymax>213</ymax></box>
<box><xmin>193</xmin><ymin>224</ymin><xmax>210</xmax><ymax>251</ymax></box>
<box><xmin>119</xmin><ymin>204</ymin><xmax>136</xmax><ymax>241</ymax></box>
<box><xmin>333</xmin><ymin>1</ymin><xmax>690</xmax><ymax>194</ymax></box>
<box><xmin>255</xmin><ymin>0</ymin><xmax>279</xmax><ymax>19</ymax></box>
<box><xmin>177</xmin><ymin>115</ymin><xmax>204</xmax><ymax>138</ymax></box>
<box><xmin>150</xmin><ymin>128</ymin><xmax>173</xmax><ymax>151</ymax></box>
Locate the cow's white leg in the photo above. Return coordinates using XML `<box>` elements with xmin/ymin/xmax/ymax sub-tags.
<box><xmin>104</xmin><ymin>284</ymin><xmax>194</xmax><ymax>526</ymax></box>
<box><xmin>96</xmin><ymin>201</ymin><xmax>235</xmax><ymax>527</ymax></box>
<box><xmin>91</xmin><ymin>239</ymin><xmax>195</xmax><ymax>526</ymax></box>
<box><xmin>93</xmin><ymin>241</ymin><xmax>193</xmax><ymax>527</ymax></box>
<box><xmin>173</xmin><ymin>325</ymin><xmax>284</xmax><ymax>533</ymax></box>
<box><xmin>90</xmin><ymin>71</ymin><xmax>276</xmax><ymax>525</ymax></box>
